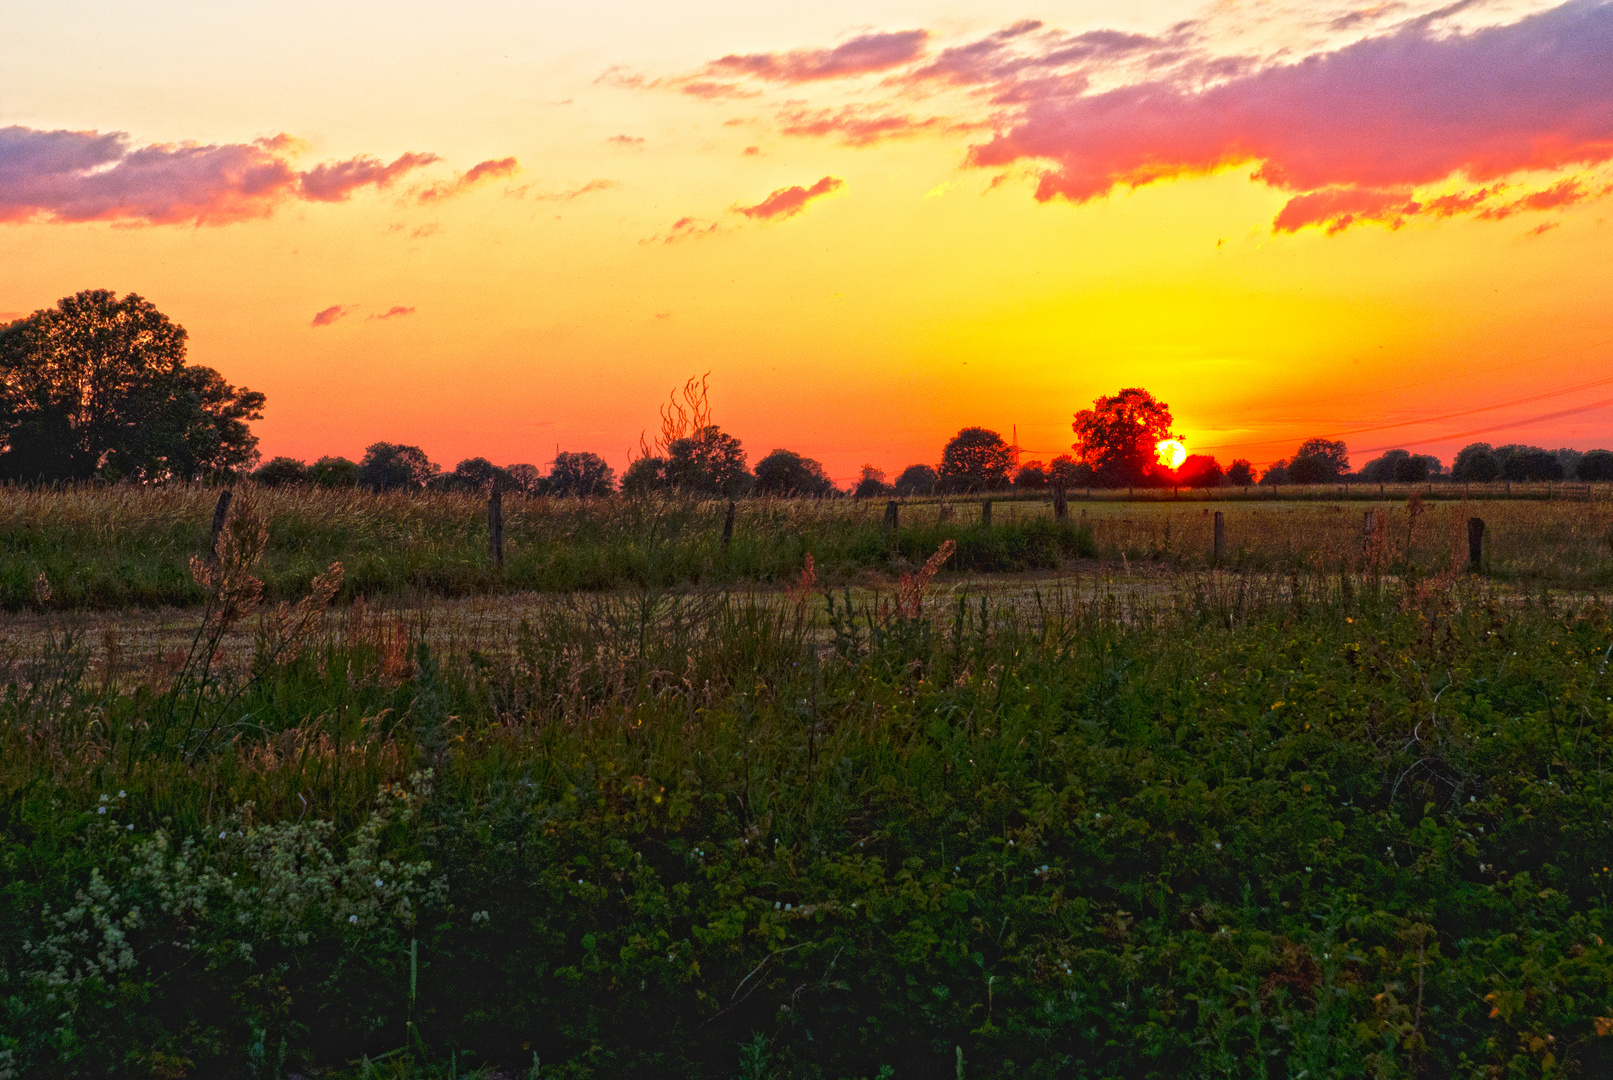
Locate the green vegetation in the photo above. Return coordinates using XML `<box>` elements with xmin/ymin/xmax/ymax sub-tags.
<box><xmin>3</xmin><ymin>537</ymin><xmax>1612</xmax><ymax>1076</ymax></box>
<box><xmin>0</xmin><ymin>487</ymin><xmax>1095</xmax><ymax>612</ymax></box>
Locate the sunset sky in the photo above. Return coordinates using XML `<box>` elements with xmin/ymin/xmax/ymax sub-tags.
<box><xmin>4</xmin><ymin>0</ymin><xmax>1612</xmax><ymax>482</ymax></box>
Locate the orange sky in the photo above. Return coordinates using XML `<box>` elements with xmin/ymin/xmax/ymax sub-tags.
<box><xmin>3</xmin><ymin>0</ymin><xmax>1611</xmax><ymax>482</ymax></box>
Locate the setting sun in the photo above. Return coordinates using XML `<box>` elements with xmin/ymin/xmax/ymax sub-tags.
<box><xmin>1156</xmin><ymin>439</ymin><xmax>1187</xmax><ymax>469</ymax></box>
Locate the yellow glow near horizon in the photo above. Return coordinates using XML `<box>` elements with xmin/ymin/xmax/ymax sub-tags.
<box><xmin>2</xmin><ymin>1</ymin><xmax>1611</xmax><ymax>484</ymax></box>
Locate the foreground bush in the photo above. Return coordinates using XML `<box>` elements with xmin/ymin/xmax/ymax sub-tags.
<box><xmin>2</xmin><ymin>570</ymin><xmax>1612</xmax><ymax>1077</ymax></box>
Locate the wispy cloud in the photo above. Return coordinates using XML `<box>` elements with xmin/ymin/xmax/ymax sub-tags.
<box><xmin>417</xmin><ymin>157</ymin><xmax>520</xmax><ymax>202</ymax></box>
<box><xmin>775</xmin><ymin>105</ymin><xmax>941</xmax><ymax>146</ymax></box>
<box><xmin>0</xmin><ymin>125</ymin><xmax>450</xmax><ymax>225</ymax></box>
<box><xmin>368</xmin><ymin>305</ymin><xmax>416</xmax><ymax>320</ymax></box>
<box><xmin>607</xmin><ymin>135</ymin><xmax>646</xmax><ymax>146</ymax></box>
<box><xmin>735</xmin><ymin>175</ymin><xmax>844</xmax><ymax>220</ymax></box>
<box><xmin>310</xmin><ymin>304</ymin><xmax>355</xmax><ymax>327</ymax></box>
<box><xmin>708</xmin><ymin>29</ymin><xmax>929</xmax><ymax>83</ymax></box>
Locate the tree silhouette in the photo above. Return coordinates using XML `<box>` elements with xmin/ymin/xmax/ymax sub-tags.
<box><xmin>253</xmin><ymin>456</ymin><xmax>307</xmax><ymax>486</ymax></box>
<box><xmin>665</xmin><ymin>426</ymin><xmax>751</xmax><ymax>497</ymax></box>
<box><xmin>853</xmin><ymin>465</ymin><xmax>889</xmax><ymax>499</ymax></box>
<box><xmin>1578</xmin><ymin>449</ymin><xmax>1613</xmax><ymax>481</ymax></box>
<box><xmin>1047</xmin><ymin>454</ymin><xmax>1091</xmax><ymax>489</ymax></box>
<box><xmin>504</xmin><ymin>463</ymin><xmax>544</xmax><ymax>494</ymax></box>
<box><xmin>1260</xmin><ymin>460</ymin><xmax>1291</xmax><ymax>485</ymax></box>
<box><xmin>1451</xmin><ymin>443</ymin><xmax>1500</xmax><ymax>482</ymax></box>
<box><xmin>308</xmin><ymin>456</ymin><xmax>360</xmax><ymax>487</ymax></box>
<box><xmin>1013</xmin><ymin>460</ymin><xmax>1049</xmax><ymax>489</ymax></box>
<box><xmin>1286</xmin><ymin>438</ymin><xmax>1349</xmax><ymax>483</ymax></box>
<box><xmin>0</xmin><ymin>289</ymin><xmax>264</xmax><ymax>482</ymax></box>
<box><xmin>549</xmin><ymin>451</ymin><xmax>615</xmax><ymax>496</ymax></box>
<box><xmin>754</xmin><ymin>449</ymin><xmax>835</xmax><ymax>496</ymax></box>
<box><xmin>1176</xmin><ymin>454</ymin><xmax>1224</xmax><ymax>488</ymax></box>
<box><xmin>358</xmin><ymin>442</ymin><xmax>438</xmax><ymax>491</ymax></box>
<box><xmin>939</xmin><ymin>427</ymin><xmax>1014</xmax><ymax>492</ymax></box>
<box><xmin>621</xmin><ymin>456</ymin><xmax>666</xmax><ymax>495</ymax></box>
<box><xmin>1226</xmin><ymin>459</ymin><xmax>1255</xmax><ymax>487</ymax></box>
<box><xmin>1071</xmin><ymin>388</ymin><xmax>1176</xmax><ymax>487</ymax></box>
<box><xmin>437</xmin><ymin>457</ymin><xmax>514</xmax><ymax>492</ymax></box>
<box><xmin>893</xmin><ymin>464</ymin><xmax>937</xmax><ymax>496</ymax></box>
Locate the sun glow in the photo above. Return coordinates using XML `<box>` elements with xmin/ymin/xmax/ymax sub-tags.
<box><xmin>1156</xmin><ymin>439</ymin><xmax>1187</xmax><ymax>469</ymax></box>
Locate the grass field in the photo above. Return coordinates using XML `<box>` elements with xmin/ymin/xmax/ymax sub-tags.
<box><xmin>3</xmin><ymin>489</ymin><xmax>1613</xmax><ymax>1078</ymax></box>
<box><xmin>1</xmin><ymin>484</ymin><xmax>1610</xmax><ymax>612</ymax></box>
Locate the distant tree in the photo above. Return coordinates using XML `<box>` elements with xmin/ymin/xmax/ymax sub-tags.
<box><xmin>1359</xmin><ymin>449</ymin><xmax>1437</xmax><ymax>484</ymax></box>
<box><xmin>1047</xmin><ymin>454</ymin><xmax>1092</xmax><ymax>489</ymax></box>
<box><xmin>1286</xmin><ymin>438</ymin><xmax>1349</xmax><ymax>484</ymax></box>
<box><xmin>437</xmin><ymin>457</ymin><xmax>514</xmax><ymax>492</ymax></box>
<box><xmin>358</xmin><ymin>442</ymin><xmax>438</xmax><ymax>491</ymax></box>
<box><xmin>665</xmin><ymin>426</ymin><xmax>751</xmax><ymax>497</ymax></box>
<box><xmin>1071</xmin><ymin>388</ymin><xmax>1177</xmax><ymax>487</ymax></box>
<box><xmin>0</xmin><ymin>289</ymin><xmax>264</xmax><ymax>482</ymax></box>
<box><xmin>253</xmin><ymin>456</ymin><xmax>308</xmax><ymax>486</ymax></box>
<box><xmin>1577</xmin><ymin>449</ymin><xmax>1613</xmax><ymax>481</ymax></box>
<box><xmin>939</xmin><ymin>427</ymin><xmax>1014</xmax><ymax>492</ymax></box>
<box><xmin>1226</xmin><ymin>459</ymin><xmax>1255</xmax><ymax>487</ymax></box>
<box><xmin>308</xmin><ymin>455</ymin><xmax>360</xmax><ymax>487</ymax></box>
<box><xmin>754</xmin><ymin>449</ymin><xmax>835</xmax><ymax>496</ymax></box>
<box><xmin>549</xmin><ymin>451</ymin><xmax>616</xmax><ymax>496</ymax></box>
<box><xmin>1259</xmin><ymin>459</ymin><xmax>1290</xmax><ymax>485</ymax></box>
<box><xmin>1451</xmin><ymin>443</ymin><xmax>1500</xmax><ymax>482</ymax></box>
<box><xmin>1499</xmin><ymin>446</ymin><xmax>1562</xmax><ymax>482</ymax></box>
<box><xmin>1552</xmin><ymin>447</ymin><xmax>1584</xmax><ymax>479</ymax></box>
<box><xmin>893</xmin><ymin>464</ymin><xmax>938</xmax><ymax>496</ymax></box>
<box><xmin>853</xmin><ymin>465</ymin><xmax>890</xmax><ymax>499</ymax></box>
<box><xmin>504</xmin><ymin>463</ymin><xmax>545</xmax><ymax>494</ymax></box>
<box><xmin>621</xmin><ymin>456</ymin><xmax>667</xmax><ymax>495</ymax></box>
<box><xmin>1176</xmin><ymin>454</ymin><xmax>1224</xmax><ymax>488</ymax></box>
<box><xmin>1013</xmin><ymin>460</ymin><xmax>1049</xmax><ymax>489</ymax></box>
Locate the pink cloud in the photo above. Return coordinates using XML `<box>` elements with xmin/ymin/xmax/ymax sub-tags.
<box><xmin>735</xmin><ymin>175</ymin><xmax>844</xmax><ymax>220</ymax></box>
<box><xmin>965</xmin><ymin>1</ymin><xmax>1613</xmax><ymax>220</ymax></box>
<box><xmin>417</xmin><ymin>156</ymin><xmax>519</xmax><ymax>202</ymax></box>
<box><xmin>607</xmin><ymin>135</ymin><xmax>646</xmax><ymax>146</ymax></box>
<box><xmin>0</xmin><ymin>126</ymin><xmax>445</xmax><ymax>225</ymax></box>
<box><xmin>310</xmin><ymin>305</ymin><xmax>355</xmax><ymax>327</ymax></box>
<box><xmin>776</xmin><ymin>106</ymin><xmax>940</xmax><ymax>146</ymax></box>
<box><xmin>368</xmin><ymin>305</ymin><xmax>416</xmax><ymax>320</ymax></box>
<box><xmin>645</xmin><ymin>216</ymin><xmax>722</xmax><ymax>244</ymax></box>
<box><xmin>300</xmin><ymin>151</ymin><xmax>438</xmax><ymax>202</ymax></box>
<box><xmin>1478</xmin><ymin>178</ymin><xmax>1589</xmax><ymax>219</ymax></box>
<box><xmin>710</xmin><ymin>30</ymin><xmax>928</xmax><ymax>83</ymax></box>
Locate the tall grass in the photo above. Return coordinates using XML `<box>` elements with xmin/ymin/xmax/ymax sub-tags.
<box><xmin>0</xmin><ymin>486</ymin><xmax>1094</xmax><ymax>611</ymax></box>
<box><xmin>3</xmin><ymin>562</ymin><xmax>1611</xmax><ymax>1077</ymax></box>
<box><xmin>5</xmin><ymin>483</ymin><xmax>1612</xmax><ymax>613</ymax></box>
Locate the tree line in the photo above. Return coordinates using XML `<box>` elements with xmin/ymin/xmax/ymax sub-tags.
<box><xmin>3</xmin><ymin>292</ymin><xmax>1609</xmax><ymax>494</ymax></box>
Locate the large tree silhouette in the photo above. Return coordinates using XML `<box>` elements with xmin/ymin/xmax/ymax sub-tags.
<box><xmin>0</xmin><ymin>290</ymin><xmax>263</xmax><ymax>482</ymax></box>
<box><xmin>938</xmin><ymin>427</ymin><xmax>1014</xmax><ymax>492</ymax></box>
<box><xmin>1071</xmin><ymin>389</ymin><xmax>1175</xmax><ymax>487</ymax></box>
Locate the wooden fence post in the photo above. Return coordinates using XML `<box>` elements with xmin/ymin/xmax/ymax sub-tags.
<box><xmin>1213</xmin><ymin>511</ymin><xmax>1225</xmax><ymax>566</ymax></box>
<box><xmin>487</xmin><ymin>489</ymin><xmax>504</xmax><ymax>568</ymax></box>
<box><xmin>209</xmin><ymin>489</ymin><xmax>232</xmax><ymax>558</ymax></box>
<box><xmin>884</xmin><ymin>500</ymin><xmax>899</xmax><ymax>532</ymax></box>
<box><xmin>981</xmin><ymin>499</ymin><xmax>992</xmax><ymax>526</ymax></box>
<box><xmin>722</xmin><ymin>499</ymin><xmax>736</xmax><ymax>549</ymax></box>
<box><xmin>1053</xmin><ymin>485</ymin><xmax>1068</xmax><ymax>520</ymax></box>
<box><xmin>1468</xmin><ymin>517</ymin><xmax>1484</xmax><ymax>572</ymax></box>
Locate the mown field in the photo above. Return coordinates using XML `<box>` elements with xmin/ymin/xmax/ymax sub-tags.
<box><xmin>1</xmin><ymin>484</ymin><xmax>1610</xmax><ymax>612</ymax></box>
<box><xmin>2</xmin><ymin>489</ymin><xmax>1613</xmax><ymax>1078</ymax></box>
